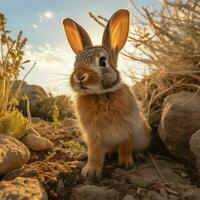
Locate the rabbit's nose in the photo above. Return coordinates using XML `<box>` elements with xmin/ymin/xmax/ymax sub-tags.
<box><xmin>74</xmin><ymin>73</ymin><xmax>89</xmax><ymax>83</ymax></box>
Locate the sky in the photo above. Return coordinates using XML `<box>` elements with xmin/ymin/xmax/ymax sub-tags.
<box><xmin>0</xmin><ymin>0</ymin><xmax>160</xmax><ymax>95</ymax></box>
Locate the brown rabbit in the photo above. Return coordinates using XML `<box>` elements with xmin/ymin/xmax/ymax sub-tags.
<box><xmin>63</xmin><ymin>9</ymin><xmax>151</xmax><ymax>178</ymax></box>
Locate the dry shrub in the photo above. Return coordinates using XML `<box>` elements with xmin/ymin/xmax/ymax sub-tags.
<box><xmin>33</xmin><ymin>95</ymin><xmax>74</xmax><ymax>122</ymax></box>
<box><xmin>0</xmin><ymin>13</ymin><xmax>30</xmax><ymax>114</ymax></box>
<box><xmin>0</xmin><ymin>13</ymin><xmax>31</xmax><ymax>138</ymax></box>
<box><xmin>90</xmin><ymin>0</ymin><xmax>200</xmax><ymax>130</ymax></box>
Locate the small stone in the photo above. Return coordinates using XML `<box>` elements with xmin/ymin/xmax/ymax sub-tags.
<box><xmin>181</xmin><ymin>172</ymin><xmax>188</xmax><ymax>178</ymax></box>
<box><xmin>77</xmin><ymin>152</ymin><xmax>87</xmax><ymax>161</ymax></box>
<box><xmin>31</xmin><ymin>117</ymin><xmax>41</xmax><ymax>123</ymax></box>
<box><xmin>147</xmin><ymin>191</ymin><xmax>164</xmax><ymax>200</ymax></box>
<box><xmin>21</xmin><ymin>127</ymin><xmax>54</xmax><ymax>151</ymax></box>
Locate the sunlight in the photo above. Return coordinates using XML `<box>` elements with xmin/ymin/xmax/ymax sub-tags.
<box><xmin>1</xmin><ymin>1</ymin><xmax>200</xmax><ymax>199</ymax></box>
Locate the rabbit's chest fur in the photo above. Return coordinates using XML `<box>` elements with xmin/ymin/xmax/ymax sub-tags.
<box><xmin>75</xmin><ymin>84</ymin><xmax>145</xmax><ymax>146</ymax></box>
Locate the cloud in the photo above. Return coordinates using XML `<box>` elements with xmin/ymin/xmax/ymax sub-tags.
<box><xmin>18</xmin><ymin>43</ymin><xmax>75</xmax><ymax>95</ymax></box>
<box><xmin>38</xmin><ymin>11</ymin><xmax>55</xmax><ymax>23</ymax></box>
<box><xmin>25</xmin><ymin>43</ymin><xmax>74</xmax><ymax>72</ymax></box>
<box><xmin>32</xmin><ymin>24</ymin><xmax>38</xmax><ymax>29</ymax></box>
<box><xmin>44</xmin><ymin>11</ymin><xmax>54</xmax><ymax>19</ymax></box>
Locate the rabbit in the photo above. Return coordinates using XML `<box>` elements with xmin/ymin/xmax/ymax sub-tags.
<box><xmin>62</xmin><ymin>9</ymin><xmax>151</xmax><ymax>178</ymax></box>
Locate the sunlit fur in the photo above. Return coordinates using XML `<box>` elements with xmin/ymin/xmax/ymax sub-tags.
<box><xmin>63</xmin><ymin>9</ymin><xmax>151</xmax><ymax>178</ymax></box>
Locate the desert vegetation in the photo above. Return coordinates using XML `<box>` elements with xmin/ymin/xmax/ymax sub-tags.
<box><xmin>90</xmin><ymin>0</ymin><xmax>200</xmax><ymax>131</ymax></box>
<box><xmin>1</xmin><ymin>0</ymin><xmax>200</xmax><ymax>200</ymax></box>
<box><xmin>0</xmin><ymin>13</ymin><xmax>30</xmax><ymax>139</ymax></box>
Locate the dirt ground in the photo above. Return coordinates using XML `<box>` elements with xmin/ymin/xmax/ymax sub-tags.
<box><xmin>2</xmin><ymin>119</ymin><xmax>200</xmax><ymax>200</ymax></box>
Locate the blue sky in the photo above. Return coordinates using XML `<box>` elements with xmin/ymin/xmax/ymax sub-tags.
<box><xmin>0</xmin><ymin>0</ymin><xmax>159</xmax><ymax>95</ymax></box>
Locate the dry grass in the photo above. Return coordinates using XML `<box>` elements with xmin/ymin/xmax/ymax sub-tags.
<box><xmin>0</xmin><ymin>13</ymin><xmax>30</xmax><ymax>115</ymax></box>
<box><xmin>90</xmin><ymin>0</ymin><xmax>200</xmax><ymax>129</ymax></box>
<box><xmin>0</xmin><ymin>13</ymin><xmax>35</xmax><ymax>138</ymax></box>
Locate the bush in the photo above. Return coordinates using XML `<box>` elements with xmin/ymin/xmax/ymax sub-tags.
<box><xmin>0</xmin><ymin>111</ymin><xmax>27</xmax><ymax>139</ymax></box>
<box><xmin>90</xmin><ymin>0</ymin><xmax>200</xmax><ymax>131</ymax></box>
<box><xmin>29</xmin><ymin>95</ymin><xmax>74</xmax><ymax>122</ymax></box>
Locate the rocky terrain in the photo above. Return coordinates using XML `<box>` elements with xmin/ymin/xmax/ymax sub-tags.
<box><xmin>1</xmin><ymin>89</ymin><xmax>200</xmax><ymax>200</ymax></box>
<box><xmin>0</xmin><ymin>114</ymin><xmax>200</xmax><ymax>200</ymax></box>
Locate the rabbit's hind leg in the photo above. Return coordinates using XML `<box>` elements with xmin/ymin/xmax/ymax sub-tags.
<box><xmin>118</xmin><ymin>139</ymin><xmax>134</xmax><ymax>169</ymax></box>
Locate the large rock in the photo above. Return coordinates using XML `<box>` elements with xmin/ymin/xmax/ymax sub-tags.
<box><xmin>71</xmin><ymin>185</ymin><xmax>120</xmax><ymax>200</ymax></box>
<box><xmin>12</xmin><ymin>80</ymin><xmax>48</xmax><ymax>107</ymax></box>
<box><xmin>0</xmin><ymin>134</ymin><xmax>30</xmax><ymax>176</ymax></box>
<box><xmin>159</xmin><ymin>91</ymin><xmax>200</xmax><ymax>160</ymax></box>
<box><xmin>0</xmin><ymin>177</ymin><xmax>48</xmax><ymax>200</ymax></box>
<box><xmin>12</xmin><ymin>81</ymin><xmax>48</xmax><ymax>117</ymax></box>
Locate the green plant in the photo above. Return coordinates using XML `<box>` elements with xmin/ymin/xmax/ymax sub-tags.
<box><xmin>0</xmin><ymin>111</ymin><xmax>27</xmax><ymax>139</ymax></box>
<box><xmin>30</xmin><ymin>95</ymin><xmax>74</xmax><ymax>122</ymax></box>
<box><xmin>63</xmin><ymin>141</ymin><xmax>85</xmax><ymax>156</ymax></box>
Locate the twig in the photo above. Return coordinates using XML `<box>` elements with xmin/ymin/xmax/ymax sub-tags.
<box><xmin>166</xmin><ymin>188</ymin><xmax>179</xmax><ymax>196</ymax></box>
<box><xmin>88</xmin><ymin>12</ymin><xmax>106</xmax><ymax>27</ymax></box>
<box><xmin>113</xmin><ymin>163</ymin><xmax>153</xmax><ymax>178</ymax></box>
<box><xmin>26</xmin><ymin>95</ymin><xmax>32</xmax><ymax>126</ymax></box>
<box><xmin>148</xmin><ymin>153</ymin><xmax>167</xmax><ymax>183</ymax></box>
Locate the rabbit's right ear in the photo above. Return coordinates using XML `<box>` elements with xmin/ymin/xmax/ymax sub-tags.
<box><xmin>63</xmin><ymin>18</ymin><xmax>93</xmax><ymax>55</ymax></box>
<box><xmin>102</xmin><ymin>9</ymin><xmax>129</xmax><ymax>66</ymax></box>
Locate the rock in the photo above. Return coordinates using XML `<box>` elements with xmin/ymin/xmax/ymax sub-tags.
<box><xmin>3</xmin><ymin>166</ymin><xmax>39</xmax><ymax>181</ymax></box>
<box><xmin>21</xmin><ymin>127</ymin><xmax>54</xmax><ymax>151</ymax></box>
<box><xmin>71</xmin><ymin>185</ymin><xmax>120</xmax><ymax>200</ymax></box>
<box><xmin>190</xmin><ymin>129</ymin><xmax>200</xmax><ymax>171</ymax></box>
<box><xmin>159</xmin><ymin>91</ymin><xmax>200</xmax><ymax>160</ymax></box>
<box><xmin>190</xmin><ymin>188</ymin><xmax>200</xmax><ymax>200</ymax></box>
<box><xmin>77</xmin><ymin>152</ymin><xmax>87</xmax><ymax>161</ymax></box>
<box><xmin>12</xmin><ymin>80</ymin><xmax>48</xmax><ymax>107</ymax></box>
<box><xmin>123</xmin><ymin>194</ymin><xmax>135</xmax><ymax>200</ymax></box>
<box><xmin>145</xmin><ymin>191</ymin><xmax>164</xmax><ymax>200</ymax></box>
<box><xmin>112</xmin><ymin>157</ymin><xmax>189</xmax><ymax>186</ymax></box>
<box><xmin>146</xmin><ymin>185</ymin><xmax>200</xmax><ymax>200</ymax></box>
<box><xmin>0</xmin><ymin>134</ymin><xmax>30</xmax><ymax>176</ymax></box>
<box><xmin>12</xmin><ymin>80</ymin><xmax>48</xmax><ymax>118</ymax></box>
<box><xmin>0</xmin><ymin>177</ymin><xmax>48</xmax><ymax>200</ymax></box>
<box><xmin>31</xmin><ymin>117</ymin><xmax>42</xmax><ymax>123</ymax></box>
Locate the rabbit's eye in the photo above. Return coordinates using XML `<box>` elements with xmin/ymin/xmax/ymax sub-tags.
<box><xmin>99</xmin><ymin>56</ymin><xmax>106</xmax><ymax>67</ymax></box>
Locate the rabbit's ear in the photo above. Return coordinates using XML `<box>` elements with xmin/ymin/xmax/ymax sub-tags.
<box><xmin>63</xmin><ymin>18</ymin><xmax>92</xmax><ymax>54</ymax></box>
<box><xmin>102</xmin><ymin>9</ymin><xmax>129</xmax><ymax>63</ymax></box>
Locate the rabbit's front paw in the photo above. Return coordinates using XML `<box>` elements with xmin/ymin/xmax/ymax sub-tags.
<box><xmin>81</xmin><ymin>163</ymin><xmax>102</xmax><ymax>178</ymax></box>
<box><xmin>119</xmin><ymin>155</ymin><xmax>134</xmax><ymax>169</ymax></box>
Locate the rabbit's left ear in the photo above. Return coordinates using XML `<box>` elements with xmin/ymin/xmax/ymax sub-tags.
<box><xmin>102</xmin><ymin>9</ymin><xmax>130</xmax><ymax>65</ymax></box>
<box><xmin>63</xmin><ymin>18</ymin><xmax>93</xmax><ymax>55</ymax></box>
